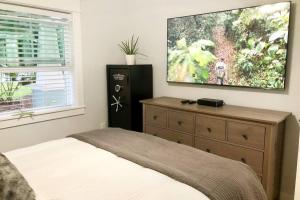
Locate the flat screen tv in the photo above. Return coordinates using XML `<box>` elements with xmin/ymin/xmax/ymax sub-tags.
<box><xmin>167</xmin><ymin>2</ymin><xmax>291</xmax><ymax>90</ymax></box>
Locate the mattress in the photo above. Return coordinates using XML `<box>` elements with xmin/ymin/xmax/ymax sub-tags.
<box><xmin>4</xmin><ymin>138</ymin><xmax>209</xmax><ymax>200</ymax></box>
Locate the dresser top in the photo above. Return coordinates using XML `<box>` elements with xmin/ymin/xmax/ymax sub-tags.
<box><xmin>140</xmin><ymin>97</ymin><xmax>290</xmax><ymax>125</ymax></box>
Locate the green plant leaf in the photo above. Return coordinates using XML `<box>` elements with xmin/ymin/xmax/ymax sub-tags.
<box><xmin>176</xmin><ymin>38</ymin><xmax>187</xmax><ymax>50</ymax></box>
<box><xmin>189</xmin><ymin>47</ymin><xmax>216</xmax><ymax>67</ymax></box>
<box><xmin>268</xmin><ymin>44</ymin><xmax>279</xmax><ymax>55</ymax></box>
<box><xmin>247</xmin><ymin>38</ymin><xmax>256</xmax><ymax>49</ymax></box>
<box><xmin>118</xmin><ymin>35</ymin><xmax>145</xmax><ymax>56</ymax></box>
<box><xmin>255</xmin><ymin>42</ymin><xmax>266</xmax><ymax>53</ymax></box>
<box><xmin>191</xmin><ymin>40</ymin><xmax>215</xmax><ymax>49</ymax></box>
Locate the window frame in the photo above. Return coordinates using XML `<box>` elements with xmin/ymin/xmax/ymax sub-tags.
<box><xmin>0</xmin><ymin>2</ymin><xmax>85</xmax><ymax>129</ymax></box>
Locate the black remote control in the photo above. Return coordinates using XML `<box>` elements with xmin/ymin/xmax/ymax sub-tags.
<box><xmin>181</xmin><ymin>100</ymin><xmax>196</xmax><ymax>104</ymax></box>
<box><xmin>181</xmin><ymin>100</ymin><xmax>189</xmax><ymax>104</ymax></box>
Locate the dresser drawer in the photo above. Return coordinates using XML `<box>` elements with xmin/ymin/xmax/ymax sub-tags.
<box><xmin>145</xmin><ymin>126</ymin><xmax>194</xmax><ymax>147</ymax></box>
<box><xmin>195</xmin><ymin>138</ymin><xmax>264</xmax><ymax>175</ymax></box>
<box><xmin>195</xmin><ymin>115</ymin><xmax>226</xmax><ymax>140</ymax></box>
<box><xmin>194</xmin><ymin>137</ymin><xmax>220</xmax><ymax>154</ymax></box>
<box><xmin>145</xmin><ymin>126</ymin><xmax>162</xmax><ymax>137</ymax></box>
<box><xmin>145</xmin><ymin>106</ymin><xmax>167</xmax><ymax>128</ymax></box>
<box><xmin>227</xmin><ymin>122</ymin><xmax>266</xmax><ymax>150</ymax></box>
<box><xmin>168</xmin><ymin>110</ymin><xmax>194</xmax><ymax>134</ymax></box>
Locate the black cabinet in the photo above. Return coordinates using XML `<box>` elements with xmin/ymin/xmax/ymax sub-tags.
<box><xmin>107</xmin><ymin>65</ymin><xmax>153</xmax><ymax>132</ymax></box>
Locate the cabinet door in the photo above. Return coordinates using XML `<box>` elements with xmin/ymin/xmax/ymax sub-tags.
<box><xmin>107</xmin><ymin>68</ymin><xmax>131</xmax><ymax>129</ymax></box>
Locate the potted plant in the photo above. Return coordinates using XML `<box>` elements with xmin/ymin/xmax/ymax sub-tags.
<box><xmin>0</xmin><ymin>75</ymin><xmax>20</xmax><ymax>112</ymax></box>
<box><xmin>118</xmin><ymin>35</ymin><xmax>145</xmax><ymax>65</ymax></box>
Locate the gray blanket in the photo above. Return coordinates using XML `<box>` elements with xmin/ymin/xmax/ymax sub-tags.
<box><xmin>0</xmin><ymin>154</ymin><xmax>35</xmax><ymax>200</ymax></box>
<box><xmin>71</xmin><ymin>128</ymin><xmax>267</xmax><ymax>200</ymax></box>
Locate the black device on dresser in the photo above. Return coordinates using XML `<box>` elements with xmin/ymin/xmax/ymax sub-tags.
<box><xmin>107</xmin><ymin>65</ymin><xmax>153</xmax><ymax>132</ymax></box>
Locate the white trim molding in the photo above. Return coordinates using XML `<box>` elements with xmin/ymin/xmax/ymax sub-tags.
<box><xmin>0</xmin><ymin>106</ymin><xmax>85</xmax><ymax>129</ymax></box>
<box><xmin>0</xmin><ymin>0</ymin><xmax>80</xmax><ymax>13</ymax></box>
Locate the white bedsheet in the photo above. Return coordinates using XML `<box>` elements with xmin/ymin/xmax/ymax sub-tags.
<box><xmin>4</xmin><ymin>138</ymin><xmax>209</xmax><ymax>200</ymax></box>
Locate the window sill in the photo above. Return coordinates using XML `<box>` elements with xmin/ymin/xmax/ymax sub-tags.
<box><xmin>0</xmin><ymin>106</ymin><xmax>86</xmax><ymax>130</ymax></box>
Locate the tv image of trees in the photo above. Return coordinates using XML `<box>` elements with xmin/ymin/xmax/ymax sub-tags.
<box><xmin>167</xmin><ymin>2</ymin><xmax>290</xmax><ymax>89</ymax></box>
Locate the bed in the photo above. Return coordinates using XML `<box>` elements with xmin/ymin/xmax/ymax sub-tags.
<box><xmin>1</xmin><ymin>128</ymin><xmax>266</xmax><ymax>200</ymax></box>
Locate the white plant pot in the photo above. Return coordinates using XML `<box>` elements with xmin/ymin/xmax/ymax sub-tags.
<box><xmin>125</xmin><ymin>55</ymin><xmax>136</xmax><ymax>65</ymax></box>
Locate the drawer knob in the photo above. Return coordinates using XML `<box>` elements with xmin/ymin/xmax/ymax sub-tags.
<box><xmin>153</xmin><ymin>115</ymin><xmax>158</xmax><ymax>120</ymax></box>
<box><xmin>241</xmin><ymin>158</ymin><xmax>247</xmax><ymax>164</ymax></box>
<box><xmin>153</xmin><ymin>134</ymin><xmax>157</xmax><ymax>136</ymax></box>
<box><xmin>206</xmin><ymin>148</ymin><xmax>211</xmax><ymax>153</ymax></box>
<box><xmin>177</xmin><ymin>121</ymin><xmax>183</xmax><ymax>126</ymax></box>
<box><xmin>242</xmin><ymin>134</ymin><xmax>248</xmax><ymax>140</ymax></box>
<box><xmin>177</xmin><ymin>140</ymin><xmax>182</xmax><ymax>144</ymax></box>
<box><xmin>207</xmin><ymin>128</ymin><xmax>212</xmax><ymax>133</ymax></box>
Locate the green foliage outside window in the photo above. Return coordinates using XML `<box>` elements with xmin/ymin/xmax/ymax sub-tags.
<box><xmin>0</xmin><ymin>17</ymin><xmax>65</xmax><ymax>105</ymax></box>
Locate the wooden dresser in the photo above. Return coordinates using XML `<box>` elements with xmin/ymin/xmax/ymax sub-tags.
<box><xmin>140</xmin><ymin>97</ymin><xmax>290</xmax><ymax>200</ymax></box>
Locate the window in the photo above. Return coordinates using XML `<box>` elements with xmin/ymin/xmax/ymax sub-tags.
<box><xmin>0</xmin><ymin>4</ymin><xmax>75</xmax><ymax>118</ymax></box>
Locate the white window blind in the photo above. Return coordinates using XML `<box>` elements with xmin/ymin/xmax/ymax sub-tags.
<box><xmin>0</xmin><ymin>5</ymin><xmax>73</xmax><ymax>116</ymax></box>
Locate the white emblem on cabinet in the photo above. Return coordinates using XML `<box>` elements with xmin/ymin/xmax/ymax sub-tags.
<box><xmin>111</xmin><ymin>95</ymin><xmax>123</xmax><ymax>112</ymax></box>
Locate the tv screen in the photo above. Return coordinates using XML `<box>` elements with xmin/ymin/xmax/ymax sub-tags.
<box><xmin>167</xmin><ymin>2</ymin><xmax>291</xmax><ymax>90</ymax></box>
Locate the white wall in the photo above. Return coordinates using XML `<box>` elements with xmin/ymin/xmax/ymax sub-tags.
<box><xmin>80</xmin><ymin>0</ymin><xmax>300</xmax><ymax>199</ymax></box>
